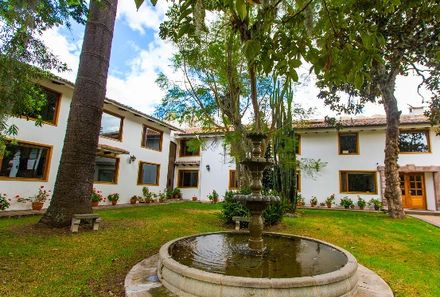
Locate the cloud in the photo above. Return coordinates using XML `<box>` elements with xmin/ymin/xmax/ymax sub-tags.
<box><xmin>117</xmin><ymin>0</ymin><xmax>169</xmax><ymax>34</ymax></box>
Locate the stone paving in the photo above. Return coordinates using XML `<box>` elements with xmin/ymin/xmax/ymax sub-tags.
<box><xmin>125</xmin><ymin>254</ymin><xmax>394</xmax><ymax>297</ymax></box>
<box><xmin>410</xmin><ymin>215</ymin><xmax>440</xmax><ymax>228</ymax></box>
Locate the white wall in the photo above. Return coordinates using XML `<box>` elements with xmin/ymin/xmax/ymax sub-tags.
<box><xmin>299</xmin><ymin>127</ymin><xmax>439</xmax><ymax>210</ymax></box>
<box><xmin>174</xmin><ymin>137</ymin><xmax>235</xmax><ymax>201</ymax></box>
<box><xmin>1</xmin><ymin>81</ymin><xmax>172</xmax><ymax>210</ymax></box>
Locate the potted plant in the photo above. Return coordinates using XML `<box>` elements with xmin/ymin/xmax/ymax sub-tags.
<box><xmin>0</xmin><ymin>193</ymin><xmax>11</xmax><ymax>211</ymax></box>
<box><xmin>142</xmin><ymin>187</ymin><xmax>154</xmax><ymax>203</ymax></box>
<box><xmin>158</xmin><ymin>191</ymin><xmax>166</xmax><ymax>203</ymax></box>
<box><xmin>325</xmin><ymin>194</ymin><xmax>335</xmax><ymax>208</ymax></box>
<box><xmin>208</xmin><ymin>190</ymin><xmax>219</xmax><ymax>204</ymax></box>
<box><xmin>340</xmin><ymin>196</ymin><xmax>353</xmax><ymax>209</ymax></box>
<box><xmin>192</xmin><ymin>196</ymin><xmax>198</xmax><ymax>201</ymax></box>
<box><xmin>173</xmin><ymin>188</ymin><xmax>182</xmax><ymax>199</ymax></box>
<box><xmin>107</xmin><ymin>193</ymin><xmax>120</xmax><ymax>206</ymax></box>
<box><xmin>357</xmin><ymin>196</ymin><xmax>366</xmax><ymax>210</ymax></box>
<box><xmin>17</xmin><ymin>186</ymin><xmax>51</xmax><ymax>210</ymax></box>
<box><xmin>369</xmin><ymin>198</ymin><xmax>382</xmax><ymax>211</ymax></box>
<box><xmin>90</xmin><ymin>188</ymin><xmax>105</xmax><ymax>207</ymax></box>
<box><xmin>166</xmin><ymin>188</ymin><xmax>173</xmax><ymax>199</ymax></box>
<box><xmin>310</xmin><ymin>196</ymin><xmax>318</xmax><ymax>207</ymax></box>
<box><xmin>319</xmin><ymin>202</ymin><xmax>326</xmax><ymax>207</ymax></box>
<box><xmin>130</xmin><ymin>195</ymin><xmax>139</xmax><ymax>204</ymax></box>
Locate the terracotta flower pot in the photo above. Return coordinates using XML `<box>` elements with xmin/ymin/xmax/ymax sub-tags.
<box><xmin>91</xmin><ymin>201</ymin><xmax>99</xmax><ymax>207</ymax></box>
<box><xmin>111</xmin><ymin>200</ymin><xmax>117</xmax><ymax>206</ymax></box>
<box><xmin>130</xmin><ymin>199</ymin><xmax>137</xmax><ymax>205</ymax></box>
<box><xmin>360</xmin><ymin>206</ymin><xmax>365</xmax><ymax>210</ymax></box>
<box><xmin>32</xmin><ymin>202</ymin><xmax>44</xmax><ymax>211</ymax></box>
<box><xmin>326</xmin><ymin>203</ymin><xmax>332</xmax><ymax>208</ymax></box>
<box><xmin>192</xmin><ymin>197</ymin><xmax>197</xmax><ymax>201</ymax></box>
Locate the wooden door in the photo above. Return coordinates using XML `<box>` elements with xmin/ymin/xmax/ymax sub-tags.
<box><xmin>400</xmin><ymin>173</ymin><xmax>426</xmax><ymax>209</ymax></box>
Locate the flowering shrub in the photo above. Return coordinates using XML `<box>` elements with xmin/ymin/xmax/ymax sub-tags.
<box><xmin>17</xmin><ymin>186</ymin><xmax>51</xmax><ymax>203</ymax></box>
<box><xmin>90</xmin><ymin>189</ymin><xmax>105</xmax><ymax>202</ymax></box>
<box><xmin>0</xmin><ymin>193</ymin><xmax>11</xmax><ymax>210</ymax></box>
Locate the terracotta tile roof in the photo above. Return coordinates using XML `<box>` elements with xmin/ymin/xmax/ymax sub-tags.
<box><xmin>300</xmin><ymin>115</ymin><xmax>430</xmax><ymax>130</ymax></box>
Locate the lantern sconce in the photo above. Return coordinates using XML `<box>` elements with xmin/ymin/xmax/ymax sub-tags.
<box><xmin>129</xmin><ymin>155</ymin><xmax>137</xmax><ymax>164</ymax></box>
<box><xmin>206</xmin><ymin>164</ymin><xmax>210</xmax><ymax>171</ymax></box>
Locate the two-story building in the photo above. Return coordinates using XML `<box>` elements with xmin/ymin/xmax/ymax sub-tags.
<box><xmin>297</xmin><ymin>115</ymin><xmax>440</xmax><ymax>211</ymax></box>
<box><xmin>1</xmin><ymin>78</ymin><xmax>182</xmax><ymax>210</ymax></box>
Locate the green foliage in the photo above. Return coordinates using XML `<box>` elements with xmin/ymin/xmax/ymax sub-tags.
<box><xmin>208</xmin><ymin>190</ymin><xmax>219</xmax><ymax>203</ymax></box>
<box><xmin>90</xmin><ymin>188</ymin><xmax>104</xmax><ymax>203</ymax></box>
<box><xmin>369</xmin><ymin>198</ymin><xmax>383</xmax><ymax>210</ymax></box>
<box><xmin>262</xmin><ymin>200</ymin><xmax>288</xmax><ymax>226</ymax></box>
<box><xmin>0</xmin><ymin>193</ymin><xmax>11</xmax><ymax>210</ymax></box>
<box><xmin>325</xmin><ymin>194</ymin><xmax>336</xmax><ymax>206</ymax></box>
<box><xmin>107</xmin><ymin>193</ymin><xmax>120</xmax><ymax>202</ymax></box>
<box><xmin>357</xmin><ymin>196</ymin><xmax>367</xmax><ymax>208</ymax></box>
<box><xmin>220</xmin><ymin>190</ymin><xmax>248</xmax><ymax>224</ymax></box>
<box><xmin>310</xmin><ymin>196</ymin><xmax>318</xmax><ymax>206</ymax></box>
<box><xmin>340</xmin><ymin>196</ymin><xmax>354</xmax><ymax>209</ymax></box>
<box><xmin>0</xmin><ymin>0</ymin><xmax>88</xmax><ymax>145</ymax></box>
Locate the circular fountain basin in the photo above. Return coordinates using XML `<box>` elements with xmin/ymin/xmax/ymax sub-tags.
<box><xmin>158</xmin><ymin>232</ymin><xmax>358</xmax><ymax>297</ymax></box>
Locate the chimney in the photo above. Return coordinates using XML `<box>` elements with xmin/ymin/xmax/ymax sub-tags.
<box><xmin>408</xmin><ymin>105</ymin><xmax>425</xmax><ymax>115</ymax></box>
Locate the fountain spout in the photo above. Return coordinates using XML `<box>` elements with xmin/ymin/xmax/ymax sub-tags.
<box><xmin>235</xmin><ymin>132</ymin><xmax>279</xmax><ymax>251</ymax></box>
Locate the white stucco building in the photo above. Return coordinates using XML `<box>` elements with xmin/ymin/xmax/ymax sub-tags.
<box><xmin>1</xmin><ymin>78</ymin><xmax>181</xmax><ymax>210</ymax></box>
<box><xmin>297</xmin><ymin>115</ymin><xmax>440</xmax><ymax>211</ymax></box>
<box><xmin>1</xmin><ymin>78</ymin><xmax>439</xmax><ymax>212</ymax></box>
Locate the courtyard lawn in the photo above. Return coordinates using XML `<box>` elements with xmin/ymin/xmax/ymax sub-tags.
<box><xmin>0</xmin><ymin>203</ymin><xmax>438</xmax><ymax>297</ymax></box>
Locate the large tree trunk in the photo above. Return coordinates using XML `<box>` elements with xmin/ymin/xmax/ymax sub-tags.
<box><xmin>380</xmin><ymin>78</ymin><xmax>405</xmax><ymax>219</ymax></box>
<box><xmin>40</xmin><ymin>0</ymin><xmax>118</xmax><ymax>227</ymax></box>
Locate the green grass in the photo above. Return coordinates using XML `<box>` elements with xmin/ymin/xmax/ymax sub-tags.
<box><xmin>0</xmin><ymin>203</ymin><xmax>439</xmax><ymax>297</ymax></box>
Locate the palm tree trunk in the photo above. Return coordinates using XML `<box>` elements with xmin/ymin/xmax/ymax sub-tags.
<box><xmin>380</xmin><ymin>78</ymin><xmax>405</xmax><ymax>219</ymax></box>
<box><xmin>40</xmin><ymin>0</ymin><xmax>118</xmax><ymax>227</ymax></box>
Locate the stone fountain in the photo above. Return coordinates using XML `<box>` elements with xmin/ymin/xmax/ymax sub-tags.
<box><xmin>125</xmin><ymin>132</ymin><xmax>394</xmax><ymax>297</ymax></box>
<box><xmin>234</xmin><ymin>132</ymin><xmax>279</xmax><ymax>251</ymax></box>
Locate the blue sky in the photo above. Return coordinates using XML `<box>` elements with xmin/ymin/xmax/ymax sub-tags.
<box><xmin>43</xmin><ymin>0</ymin><xmax>428</xmax><ymax>118</ymax></box>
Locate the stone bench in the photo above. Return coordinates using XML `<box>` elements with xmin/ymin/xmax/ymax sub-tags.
<box><xmin>232</xmin><ymin>216</ymin><xmax>250</xmax><ymax>231</ymax></box>
<box><xmin>71</xmin><ymin>214</ymin><xmax>101</xmax><ymax>233</ymax></box>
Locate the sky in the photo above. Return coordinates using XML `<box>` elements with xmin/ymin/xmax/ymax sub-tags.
<box><xmin>42</xmin><ymin>0</ymin><xmax>430</xmax><ymax>120</ymax></box>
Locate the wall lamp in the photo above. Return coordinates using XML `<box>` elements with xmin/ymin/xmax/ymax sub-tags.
<box><xmin>129</xmin><ymin>155</ymin><xmax>137</xmax><ymax>164</ymax></box>
<box><xmin>206</xmin><ymin>165</ymin><xmax>210</xmax><ymax>171</ymax></box>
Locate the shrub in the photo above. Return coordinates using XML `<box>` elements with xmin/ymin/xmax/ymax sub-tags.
<box><xmin>262</xmin><ymin>200</ymin><xmax>288</xmax><ymax>226</ymax></box>
<box><xmin>221</xmin><ymin>190</ymin><xmax>248</xmax><ymax>224</ymax></box>
<box><xmin>221</xmin><ymin>189</ymin><xmax>286</xmax><ymax>226</ymax></box>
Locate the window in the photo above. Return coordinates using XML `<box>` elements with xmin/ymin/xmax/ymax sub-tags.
<box><xmin>180</xmin><ymin>139</ymin><xmax>200</xmax><ymax>157</ymax></box>
<box><xmin>138</xmin><ymin>162</ymin><xmax>160</xmax><ymax>185</ymax></box>
<box><xmin>340</xmin><ymin>171</ymin><xmax>377</xmax><ymax>194</ymax></box>
<box><xmin>338</xmin><ymin>133</ymin><xmax>359</xmax><ymax>154</ymax></box>
<box><xmin>22</xmin><ymin>87</ymin><xmax>61</xmax><ymax>125</ymax></box>
<box><xmin>399</xmin><ymin>130</ymin><xmax>430</xmax><ymax>153</ymax></box>
<box><xmin>100</xmin><ymin>111</ymin><xmax>123</xmax><ymax>140</ymax></box>
<box><xmin>0</xmin><ymin>141</ymin><xmax>51</xmax><ymax>180</ymax></box>
<box><xmin>141</xmin><ymin>126</ymin><xmax>162</xmax><ymax>151</ymax></box>
<box><xmin>94</xmin><ymin>156</ymin><xmax>119</xmax><ymax>183</ymax></box>
<box><xmin>178</xmin><ymin>170</ymin><xmax>199</xmax><ymax>188</ymax></box>
<box><xmin>229</xmin><ymin>170</ymin><xmax>239</xmax><ymax>189</ymax></box>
